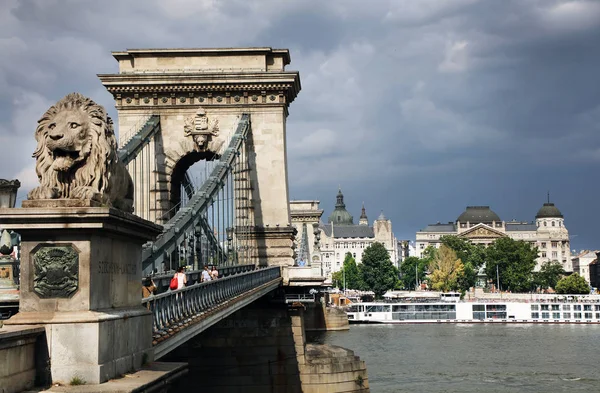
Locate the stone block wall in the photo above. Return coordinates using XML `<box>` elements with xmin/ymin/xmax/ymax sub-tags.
<box><xmin>0</xmin><ymin>326</ymin><xmax>49</xmax><ymax>393</ymax></box>
<box><xmin>164</xmin><ymin>299</ymin><xmax>303</xmax><ymax>393</ymax></box>
<box><xmin>300</xmin><ymin>344</ymin><xmax>369</xmax><ymax>393</ymax></box>
<box><xmin>304</xmin><ymin>303</ymin><xmax>350</xmax><ymax>332</ymax></box>
<box><xmin>164</xmin><ymin>298</ymin><xmax>368</xmax><ymax>392</ymax></box>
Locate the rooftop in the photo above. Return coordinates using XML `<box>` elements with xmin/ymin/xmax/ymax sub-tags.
<box><xmin>457</xmin><ymin>206</ymin><xmax>501</xmax><ymax>223</ymax></box>
<box><xmin>321</xmin><ymin>224</ymin><xmax>374</xmax><ymax>239</ymax></box>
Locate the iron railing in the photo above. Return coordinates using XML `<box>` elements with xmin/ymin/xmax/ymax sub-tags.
<box><xmin>146</xmin><ymin>264</ymin><xmax>256</xmax><ymax>294</ymax></box>
<box><xmin>142</xmin><ymin>266</ymin><xmax>281</xmax><ymax>339</ymax></box>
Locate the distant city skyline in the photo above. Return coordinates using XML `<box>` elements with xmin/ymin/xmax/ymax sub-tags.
<box><xmin>306</xmin><ymin>187</ymin><xmax>586</xmax><ymax>252</ymax></box>
<box><xmin>2</xmin><ymin>0</ymin><xmax>599</xmax><ymax>251</ymax></box>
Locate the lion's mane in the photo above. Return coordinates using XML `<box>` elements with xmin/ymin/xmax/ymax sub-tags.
<box><xmin>29</xmin><ymin>92</ymin><xmax>133</xmax><ymax>212</ymax></box>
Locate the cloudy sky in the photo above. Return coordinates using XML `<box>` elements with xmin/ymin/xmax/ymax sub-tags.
<box><xmin>1</xmin><ymin>0</ymin><xmax>599</xmax><ymax>250</ymax></box>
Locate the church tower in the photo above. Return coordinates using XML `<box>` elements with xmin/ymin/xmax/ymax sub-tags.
<box><xmin>327</xmin><ymin>188</ymin><xmax>354</xmax><ymax>225</ymax></box>
<box><xmin>359</xmin><ymin>202</ymin><xmax>368</xmax><ymax>226</ymax></box>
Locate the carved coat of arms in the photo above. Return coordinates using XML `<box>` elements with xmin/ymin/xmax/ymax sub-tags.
<box><xmin>33</xmin><ymin>246</ymin><xmax>79</xmax><ymax>298</ymax></box>
<box><xmin>183</xmin><ymin>107</ymin><xmax>219</xmax><ymax>152</ymax></box>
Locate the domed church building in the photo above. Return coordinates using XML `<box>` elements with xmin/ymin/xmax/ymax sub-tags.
<box><xmin>415</xmin><ymin>200</ymin><xmax>571</xmax><ymax>272</ymax></box>
<box><xmin>290</xmin><ymin>189</ymin><xmax>398</xmax><ymax>281</ymax></box>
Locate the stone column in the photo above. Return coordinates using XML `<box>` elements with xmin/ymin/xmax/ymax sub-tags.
<box><xmin>2</xmin><ymin>201</ymin><xmax>162</xmax><ymax>384</ymax></box>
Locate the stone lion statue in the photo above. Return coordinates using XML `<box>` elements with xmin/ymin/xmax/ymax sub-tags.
<box><xmin>27</xmin><ymin>93</ymin><xmax>134</xmax><ymax>212</ymax></box>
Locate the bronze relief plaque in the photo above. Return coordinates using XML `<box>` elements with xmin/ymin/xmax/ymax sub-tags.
<box><xmin>33</xmin><ymin>245</ymin><xmax>79</xmax><ymax>298</ymax></box>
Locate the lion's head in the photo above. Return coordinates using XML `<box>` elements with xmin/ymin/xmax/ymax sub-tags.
<box><xmin>32</xmin><ymin>92</ymin><xmax>118</xmax><ymax>199</ymax></box>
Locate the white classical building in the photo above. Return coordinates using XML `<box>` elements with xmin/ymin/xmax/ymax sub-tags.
<box><xmin>290</xmin><ymin>189</ymin><xmax>398</xmax><ymax>282</ymax></box>
<box><xmin>571</xmin><ymin>250</ymin><xmax>598</xmax><ymax>284</ymax></box>
<box><xmin>322</xmin><ymin>190</ymin><xmax>398</xmax><ymax>280</ymax></box>
<box><xmin>415</xmin><ymin>201</ymin><xmax>571</xmax><ymax>272</ymax></box>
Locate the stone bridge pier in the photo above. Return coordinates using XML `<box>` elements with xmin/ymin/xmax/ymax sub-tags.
<box><xmin>163</xmin><ymin>295</ymin><xmax>369</xmax><ymax>393</ymax></box>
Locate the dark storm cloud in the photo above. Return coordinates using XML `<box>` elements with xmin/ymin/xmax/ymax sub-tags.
<box><xmin>1</xmin><ymin>0</ymin><xmax>599</xmax><ymax>250</ymax></box>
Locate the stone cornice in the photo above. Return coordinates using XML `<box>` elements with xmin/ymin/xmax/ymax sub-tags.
<box><xmin>98</xmin><ymin>72</ymin><xmax>301</xmax><ymax>105</ymax></box>
<box><xmin>112</xmin><ymin>47</ymin><xmax>291</xmax><ymax>65</ymax></box>
<box><xmin>291</xmin><ymin>209</ymin><xmax>324</xmax><ymax>218</ymax></box>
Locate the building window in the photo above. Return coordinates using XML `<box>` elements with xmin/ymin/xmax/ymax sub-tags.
<box><xmin>584</xmin><ymin>305</ymin><xmax>592</xmax><ymax>311</ymax></box>
<box><xmin>551</xmin><ymin>305</ymin><xmax>560</xmax><ymax>311</ymax></box>
<box><xmin>542</xmin><ymin>312</ymin><xmax>550</xmax><ymax>319</ymax></box>
<box><xmin>552</xmin><ymin>312</ymin><xmax>560</xmax><ymax>319</ymax></box>
<box><xmin>574</xmin><ymin>305</ymin><xmax>582</xmax><ymax>311</ymax></box>
<box><xmin>563</xmin><ymin>305</ymin><xmax>571</xmax><ymax>311</ymax></box>
<box><xmin>585</xmin><ymin>313</ymin><xmax>592</xmax><ymax>319</ymax></box>
<box><xmin>544</xmin><ymin>222</ymin><xmax>547</xmax><ymax>226</ymax></box>
<box><xmin>563</xmin><ymin>312</ymin><xmax>571</xmax><ymax>319</ymax></box>
<box><xmin>420</xmin><ymin>244</ymin><xmax>425</xmax><ymax>249</ymax></box>
<box><xmin>541</xmin><ymin>242</ymin><xmax>546</xmax><ymax>248</ymax></box>
<box><xmin>531</xmin><ymin>312</ymin><xmax>539</xmax><ymax>319</ymax></box>
<box><xmin>552</xmin><ymin>221</ymin><xmax>555</xmax><ymax>227</ymax></box>
<box><xmin>552</xmin><ymin>241</ymin><xmax>558</xmax><ymax>248</ymax></box>
<box><xmin>541</xmin><ymin>305</ymin><xmax>549</xmax><ymax>311</ymax></box>
<box><xmin>531</xmin><ymin>305</ymin><xmax>539</xmax><ymax>311</ymax></box>
<box><xmin>559</xmin><ymin>222</ymin><xmax>562</xmax><ymax>227</ymax></box>
<box><xmin>552</xmin><ymin>251</ymin><xmax>557</xmax><ymax>258</ymax></box>
<box><xmin>574</xmin><ymin>313</ymin><xmax>582</xmax><ymax>319</ymax></box>
<box><xmin>596</xmin><ymin>313</ymin><xmax>600</xmax><ymax>319</ymax></box>
<box><xmin>541</xmin><ymin>252</ymin><xmax>547</xmax><ymax>258</ymax></box>
<box><xmin>353</xmin><ymin>253</ymin><xmax>356</xmax><ymax>258</ymax></box>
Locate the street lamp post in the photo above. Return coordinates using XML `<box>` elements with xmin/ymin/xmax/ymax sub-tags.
<box><xmin>496</xmin><ymin>264</ymin><xmax>500</xmax><ymax>293</ymax></box>
<box><xmin>343</xmin><ymin>263</ymin><xmax>346</xmax><ymax>295</ymax></box>
<box><xmin>0</xmin><ymin>179</ymin><xmax>20</xmax><ymax>316</ymax></box>
<box><xmin>0</xmin><ymin>179</ymin><xmax>19</xmax><ymax>209</ymax></box>
<box><xmin>415</xmin><ymin>262</ymin><xmax>418</xmax><ymax>291</ymax></box>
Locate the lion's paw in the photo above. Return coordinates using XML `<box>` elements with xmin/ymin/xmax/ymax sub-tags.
<box><xmin>28</xmin><ymin>186</ymin><xmax>59</xmax><ymax>200</ymax></box>
<box><xmin>71</xmin><ymin>186</ymin><xmax>101</xmax><ymax>202</ymax></box>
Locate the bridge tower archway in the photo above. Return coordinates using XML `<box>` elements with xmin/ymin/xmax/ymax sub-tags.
<box><xmin>99</xmin><ymin>48</ymin><xmax>301</xmax><ymax>270</ymax></box>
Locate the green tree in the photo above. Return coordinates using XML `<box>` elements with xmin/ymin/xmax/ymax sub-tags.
<box><xmin>485</xmin><ymin>237</ymin><xmax>538</xmax><ymax>292</ymax></box>
<box><xmin>440</xmin><ymin>235</ymin><xmax>486</xmax><ymax>292</ymax></box>
<box><xmin>428</xmin><ymin>245</ymin><xmax>464</xmax><ymax>292</ymax></box>
<box><xmin>536</xmin><ymin>261</ymin><xmax>566</xmax><ymax>290</ymax></box>
<box><xmin>332</xmin><ymin>252</ymin><xmax>362</xmax><ymax>290</ymax></box>
<box><xmin>440</xmin><ymin>236</ymin><xmax>485</xmax><ymax>269</ymax></box>
<box><xmin>421</xmin><ymin>245</ymin><xmax>438</xmax><ymax>263</ymax></box>
<box><xmin>399</xmin><ymin>256</ymin><xmax>428</xmax><ymax>290</ymax></box>
<box><xmin>359</xmin><ymin>242</ymin><xmax>399</xmax><ymax>298</ymax></box>
<box><xmin>555</xmin><ymin>273</ymin><xmax>590</xmax><ymax>294</ymax></box>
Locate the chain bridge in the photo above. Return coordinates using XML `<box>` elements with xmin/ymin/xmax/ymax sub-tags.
<box><xmin>0</xmin><ymin>48</ymin><xmax>369</xmax><ymax>393</ymax></box>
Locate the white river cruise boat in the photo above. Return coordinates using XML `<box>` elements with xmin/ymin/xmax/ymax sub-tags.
<box><xmin>346</xmin><ymin>293</ymin><xmax>600</xmax><ymax>324</ymax></box>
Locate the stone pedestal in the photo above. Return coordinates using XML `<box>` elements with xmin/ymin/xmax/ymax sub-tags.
<box><xmin>1</xmin><ymin>202</ymin><xmax>162</xmax><ymax>384</ymax></box>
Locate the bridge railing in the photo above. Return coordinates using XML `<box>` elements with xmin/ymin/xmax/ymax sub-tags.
<box><xmin>146</xmin><ymin>264</ymin><xmax>256</xmax><ymax>294</ymax></box>
<box><xmin>143</xmin><ymin>266</ymin><xmax>281</xmax><ymax>341</ymax></box>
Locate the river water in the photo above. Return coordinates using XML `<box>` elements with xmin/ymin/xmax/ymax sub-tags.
<box><xmin>309</xmin><ymin>324</ymin><xmax>600</xmax><ymax>393</ymax></box>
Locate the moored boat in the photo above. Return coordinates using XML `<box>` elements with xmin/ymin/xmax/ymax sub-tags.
<box><xmin>346</xmin><ymin>293</ymin><xmax>600</xmax><ymax>324</ymax></box>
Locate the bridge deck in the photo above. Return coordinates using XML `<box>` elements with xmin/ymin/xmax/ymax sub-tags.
<box><xmin>144</xmin><ymin>266</ymin><xmax>281</xmax><ymax>359</ymax></box>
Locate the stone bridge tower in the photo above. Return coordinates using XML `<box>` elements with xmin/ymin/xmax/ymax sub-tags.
<box><xmin>98</xmin><ymin>48</ymin><xmax>301</xmax><ymax>269</ymax></box>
